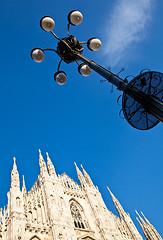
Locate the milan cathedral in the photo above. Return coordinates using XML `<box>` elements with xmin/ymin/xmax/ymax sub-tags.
<box><xmin>0</xmin><ymin>150</ymin><xmax>162</xmax><ymax>240</ymax></box>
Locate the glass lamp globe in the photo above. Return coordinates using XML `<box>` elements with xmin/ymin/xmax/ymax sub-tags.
<box><xmin>68</xmin><ymin>10</ymin><xmax>83</xmax><ymax>26</ymax></box>
<box><xmin>87</xmin><ymin>38</ymin><xmax>102</xmax><ymax>51</ymax></box>
<box><xmin>54</xmin><ymin>71</ymin><xmax>67</xmax><ymax>85</ymax></box>
<box><xmin>78</xmin><ymin>64</ymin><xmax>91</xmax><ymax>76</ymax></box>
<box><xmin>40</xmin><ymin>16</ymin><xmax>55</xmax><ymax>31</ymax></box>
<box><xmin>31</xmin><ymin>48</ymin><xmax>45</xmax><ymax>63</ymax></box>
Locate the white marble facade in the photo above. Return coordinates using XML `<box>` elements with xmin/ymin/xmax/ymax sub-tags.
<box><xmin>0</xmin><ymin>150</ymin><xmax>162</xmax><ymax>240</ymax></box>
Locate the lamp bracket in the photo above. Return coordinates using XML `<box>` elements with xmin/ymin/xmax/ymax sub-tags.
<box><xmin>57</xmin><ymin>35</ymin><xmax>83</xmax><ymax>63</ymax></box>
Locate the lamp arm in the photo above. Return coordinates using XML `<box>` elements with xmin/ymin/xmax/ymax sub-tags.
<box><xmin>67</xmin><ymin>23</ymin><xmax>70</xmax><ymax>36</ymax></box>
<box><xmin>57</xmin><ymin>59</ymin><xmax>63</xmax><ymax>71</ymax></box>
<box><xmin>50</xmin><ymin>31</ymin><xmax>60</xmax><ymax>40</ymax></box>
<box><xmin>43</xmin><ymin>48</ymin><xmax>57</xmax><ymax>53</ymax></box>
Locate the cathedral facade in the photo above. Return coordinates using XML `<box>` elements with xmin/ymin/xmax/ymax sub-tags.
<box><xmin>0</xmin><ymin>150</ymin><xmax>162</xmax><ymax>240</ymax></box>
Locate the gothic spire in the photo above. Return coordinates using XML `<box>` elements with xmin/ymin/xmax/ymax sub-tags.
<box><xmin>107</xmin><ymin>187</ymin><xmax>126</xmax><ymax>218</ymax></box>
<box><xmin>136</xmin><ymin>217</ymin><xmax>144</xmax><ymax>230</ymax></box>
<box><xmin>81</xmin><ymin>164</ymin><xmax>95</xmax><ymax>188</ymax></box>
<box><xmin>136</xmin><ymin>211</ymin><xmax>152</xmax><ymax>240</ymax></box>
<box><xmin>108</xmin><ymin>189</ymin><xmax>142</xmax><ymax>240</ymax></box>
<box><xmin>136</xmin><ymin>211</ymin><xmax>162</xmax><ymax>240</ymax></box>
<box><xmin>39</xmin><ymin>149</ymin><xmax>48</xmax><ymax>176</ymax></box>
<box><xmin>74</xmin><ymin>162</ymin><xmax>86</xmax><ymax>187</ymax></box>
<box><xmin>136</xmin><ymin>211</ymin><xmax>147</xmax><ymax>226</ymax></box>
<box><xmin>141</xmin><ymin>211</ymin><xmax>152</xmax><ymax>225</ymax></box>
<box><xmin>22</xmin><ymin>175</ymin><xmax>27</xmax><ymax>193</ymax></box>
<box><xmin>46</xmin><ymin>152</ymin><xmax>57</xmax><ymax>178</ymax></box>
<box><xmin>11</xmin><ymin>157</ymin><xmax>20</xmax><ymax>188</ymax></box>
<box><xmin>136</xmin><ymin>217</ymin><xmax>149</xmax><ymax>240</ymax></box>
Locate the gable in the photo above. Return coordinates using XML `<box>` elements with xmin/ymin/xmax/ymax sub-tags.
<box><xmin>59</xmin><ymin>173</ymin><xmax>82</xmax><ymax>190</ymax></box>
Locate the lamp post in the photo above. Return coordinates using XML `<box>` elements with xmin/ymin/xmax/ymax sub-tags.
<box><xmin>31</xmin><ymin>10</ymin><xmax>163</xmax><ymax>130</ymax></box>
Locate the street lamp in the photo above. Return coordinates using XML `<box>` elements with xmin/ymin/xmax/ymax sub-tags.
<box><xmin>31</xmin><ymin>10</ymin><xmax>163</xmax><ymax>130</ymax></box>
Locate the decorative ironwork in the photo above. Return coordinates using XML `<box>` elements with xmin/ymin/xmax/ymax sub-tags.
<box><xmin>122</xmin><ymin>71</ymin><xmax>163</xmax><ymax>130</ymax></box>
<box><xmin>117</xmin><ymin>68</ymin><xmax>125</xmax><ymax>76</ymax></box>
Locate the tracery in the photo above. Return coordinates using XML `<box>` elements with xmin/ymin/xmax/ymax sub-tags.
<box><xmin>70</xmin><ymin>202</ymin><xmax>85</xmax><ymax>229</ymax></box>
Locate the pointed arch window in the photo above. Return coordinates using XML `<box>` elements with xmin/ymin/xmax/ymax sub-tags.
<box><xmin>70</xmin><ymin>202</ymin><xmax>85</xmax><ymax>229</ymax></box>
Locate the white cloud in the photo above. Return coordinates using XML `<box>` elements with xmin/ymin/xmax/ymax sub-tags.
<box><xmin>103</xmin><ymin>0</ymin><xmax>152</xmax><ymax>66</ymax></box>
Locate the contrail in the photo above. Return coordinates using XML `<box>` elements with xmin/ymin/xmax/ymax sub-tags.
<box><xmin>103</xmin><ymin>0</ymin><xmax>152</xmax><ymax>67</ymax></box>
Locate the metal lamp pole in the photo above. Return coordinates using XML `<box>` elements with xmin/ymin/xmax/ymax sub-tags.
<box><xmin>75</xmin><ymin>53</ymin><xmax>163</xmax><ymax>123</ymax></box>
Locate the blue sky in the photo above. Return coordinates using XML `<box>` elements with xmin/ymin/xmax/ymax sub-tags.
<box><xmin>0</xmin><ymin>0</ymin><xmax>163</xmax><ymax>237</ymax></box>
